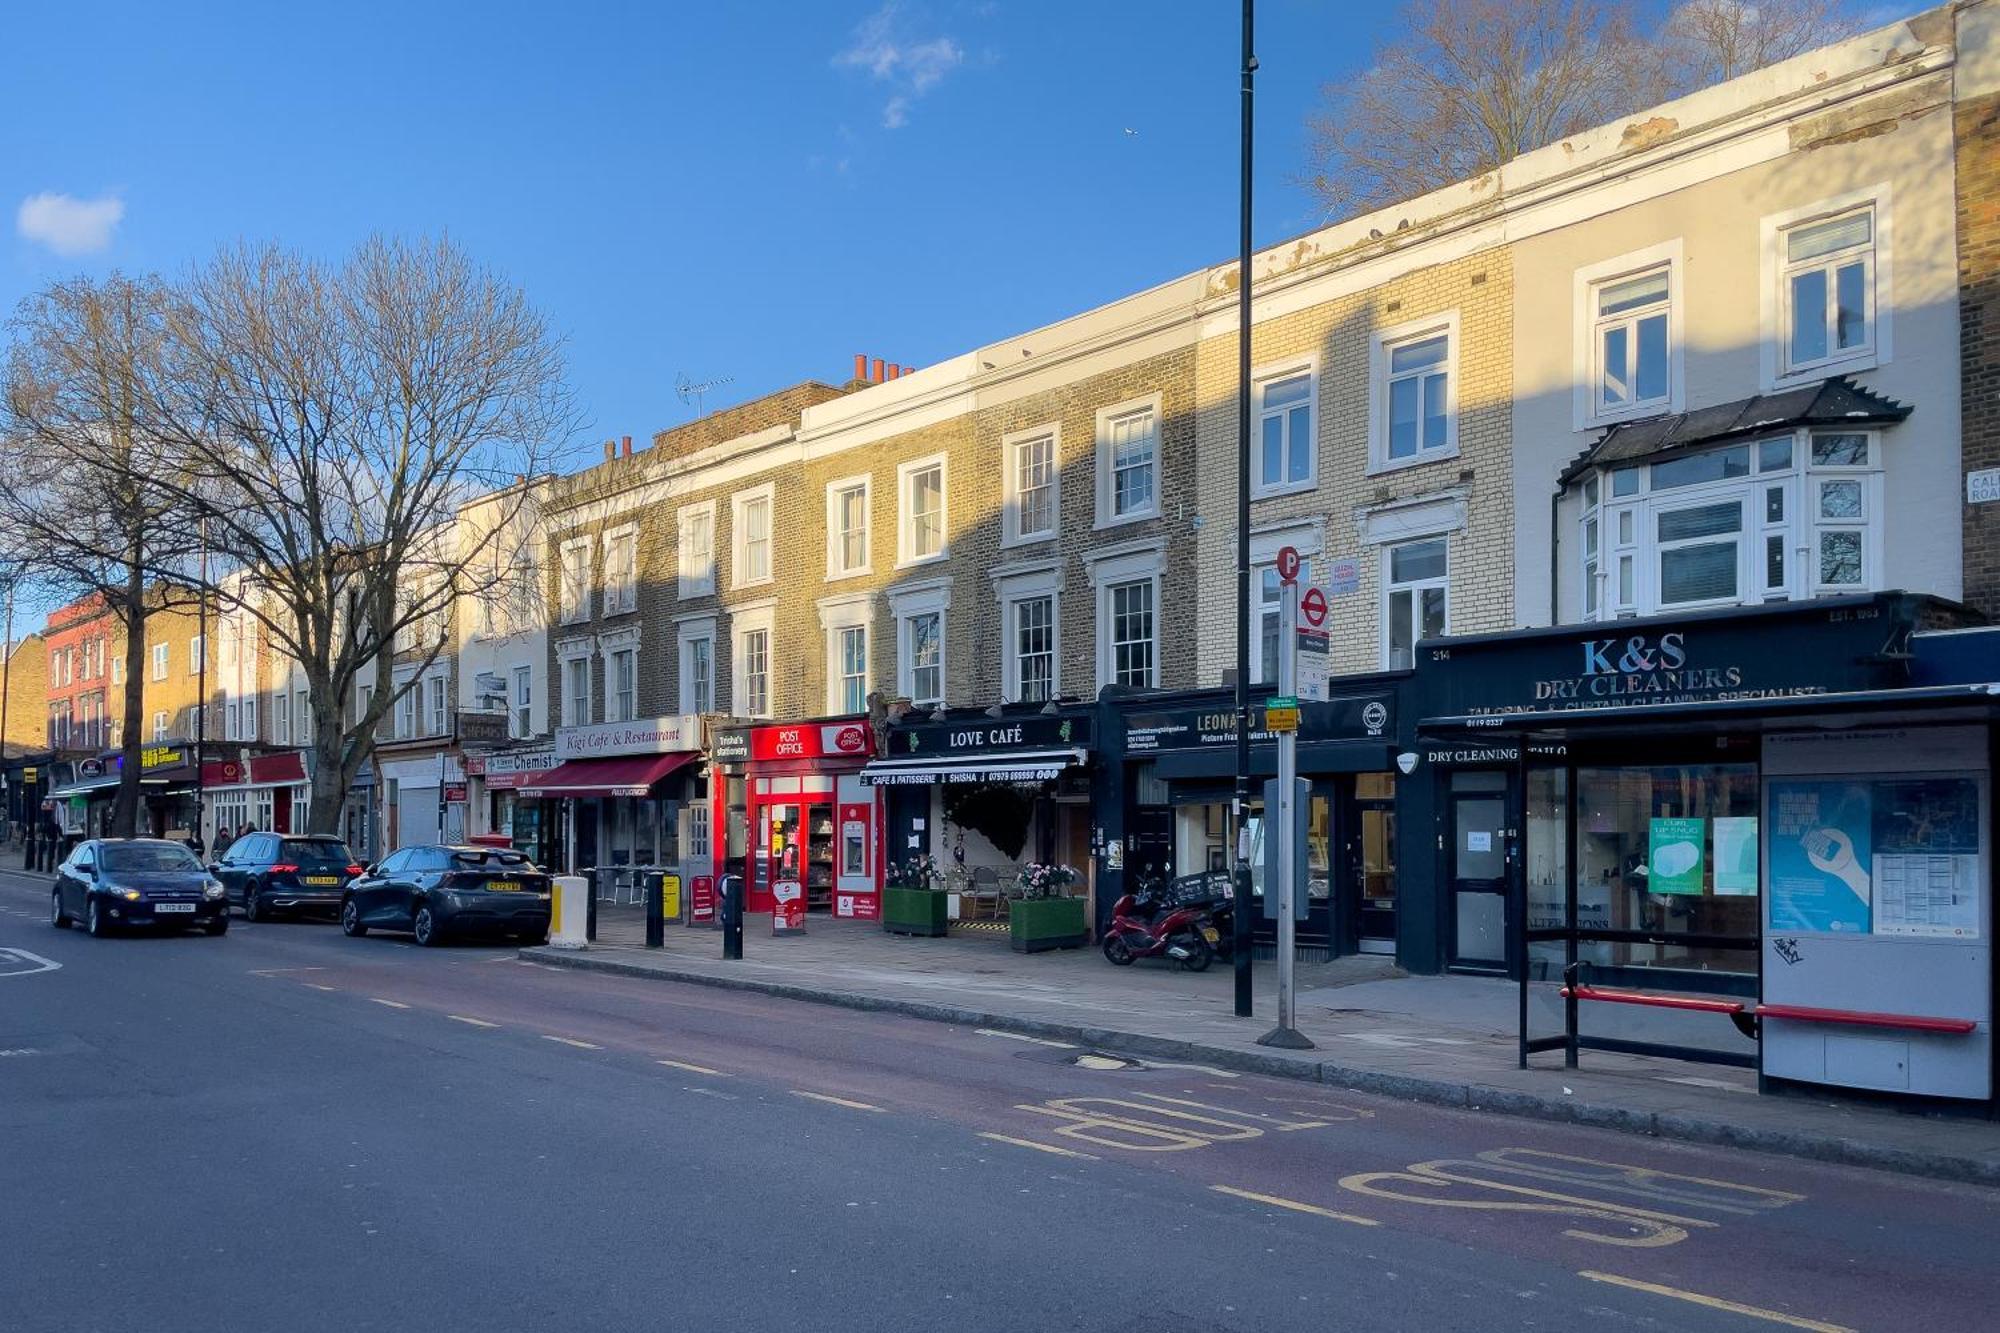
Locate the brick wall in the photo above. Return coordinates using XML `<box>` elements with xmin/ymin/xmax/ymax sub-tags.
<box><xmin>2</xmin><ymin>631</ymin><xmax>48</xmax><ymax>755</ymax></box>
<box><xmin>1959</xmin><ymin>88</ymin><xmax>2000</xmax><ymax>617</ymax></box>
<box><xmin>649</xmin><ymin>381</ymin><xmax>847</xmax><ymax>460</ymax></box>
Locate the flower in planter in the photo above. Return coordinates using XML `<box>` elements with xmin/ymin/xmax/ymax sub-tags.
<box><xmin>887</xmin><ymin>854</ymin><xmax>941</xmax><ymax>890</ymax></box>
<box><xmin>1012</xmin><ymin>862</ymin><xmax>1078</xmax><ymax>900</ymax></box>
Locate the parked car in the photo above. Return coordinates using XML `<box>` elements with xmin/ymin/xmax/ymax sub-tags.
<box><xmin>210</xmin><ymin>833</ymin><xmax>364</xmax><ymax>921</ymax></box>
<box><xmin>51</xmin><ymin>838</ymin><xmax>229</xmax><ymax>937</ymax></box>
<box><xmin>341</xmin><ymin>844</ymin><xmax>552</xmax><ymax>947</ymax></box>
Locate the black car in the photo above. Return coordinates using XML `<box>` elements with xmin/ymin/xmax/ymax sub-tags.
<box><xmin>211</xmin><ymin>832</ymin><xmax>363</xmax><ymax>921</ymax></box>
<box><xmin>341</xmin><ymin>844</ymin><xmax>551</xmax><ymax>947</ymax></box>
<box><xmin>51</xmin><ymin>838</ymin><xmax>230</xmax><ymax>937</ymax></box>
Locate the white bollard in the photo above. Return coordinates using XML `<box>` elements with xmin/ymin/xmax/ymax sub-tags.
<box><xmin>550</xmin><ymin>874</ymin><xmax>589</xmax><ymax>948</ymax></box>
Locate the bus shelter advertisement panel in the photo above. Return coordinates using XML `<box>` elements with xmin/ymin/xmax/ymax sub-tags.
<box><xmin>1768</xmin><ymin>777</ymin><xmax>1984</xmax><ymax>939</ymax></box>
<box><xmin>1767</xmin><ymin>780</ymin><xmax>1873</xmax><ymax>934</ymax></box>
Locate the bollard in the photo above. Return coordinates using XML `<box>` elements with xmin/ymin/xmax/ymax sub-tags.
<box><xmin>644</xmin><ymin>870</ymin><xmax>665</xmax><ymax>949</ymax></box>
<box><xmin>550</xmin><ymin>874</ymin><xmax>589</xmax><ymax>948</ymax></box>
<box><xmin>720</xmin><ymin>873</ymin><xmax>744</xmax><ymax>961</ymax></box>
<box><xmin>584</xmin><ymin>868</ymin><xmax>598</xmax><ymax>943</ymax></box>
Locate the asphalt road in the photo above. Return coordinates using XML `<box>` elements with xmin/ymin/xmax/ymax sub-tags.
<box><xmin>2</xmin><ymin>866</ymin><xmax>1994</xmax><ymax>1333</ymax></box>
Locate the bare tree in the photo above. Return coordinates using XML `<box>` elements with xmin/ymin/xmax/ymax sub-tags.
<box><xmin>151</xmin><ymin>236</ymin><xmax>577</xmax><ymax>835</ymax></box>
<box><xmin>1303</xmin><ymin>0</ymin><xmax>1648</xmax><ymax>221</ymax></box>
<box><xmin>0</xmin><ymin>275</ymin><xmax>201</xmax><ymax>835</ymax></box>
<box><xmin>1650</xmin><ymin>0</ymin><xmax>1858</xmax><ymax>89</ymax></box>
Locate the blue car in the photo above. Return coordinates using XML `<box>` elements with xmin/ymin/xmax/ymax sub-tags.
<box><xmin>51</xmin><ymin>838</ymin><xmax>230</xmax><ymax>937</ymax></box>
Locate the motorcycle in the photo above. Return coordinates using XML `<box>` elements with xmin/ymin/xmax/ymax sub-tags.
<box><xmin>1101</xmin><ymin>869</ymin><xmax>1222</xmax><ymax>972</ymax></box>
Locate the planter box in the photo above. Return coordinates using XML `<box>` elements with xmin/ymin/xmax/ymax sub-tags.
<box><xmin>882</xmin><ymin>887</ymin><xmax>949</xmax><ymax>938</ymax></box>
<box><xmin>1009</xmin><ymin>896</ymin><xmax>1088</xmax><ymax>953</ymax></box>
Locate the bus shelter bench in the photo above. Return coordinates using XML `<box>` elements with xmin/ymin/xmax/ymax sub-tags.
<box><xmin>1558</xmin><ymin>979</ymin><xmax>1759</xmax><ymax>1040</ymax></box>
<box><xmin>1753</xmin><ymin>1003</ymin><xmax>1977</xmax><ymax>1035</ymax></box>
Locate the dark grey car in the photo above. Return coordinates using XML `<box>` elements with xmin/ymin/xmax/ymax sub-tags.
<box><xmin>341</xmin><ymin>844</ymin><xmax>551</xmax><ymax>946</ymax></box>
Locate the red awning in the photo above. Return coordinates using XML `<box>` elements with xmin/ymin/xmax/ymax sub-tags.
<box><xmin>519</xmin><ymin>751</ymin><xmax>699</xmax><ymax>798</ymax></box>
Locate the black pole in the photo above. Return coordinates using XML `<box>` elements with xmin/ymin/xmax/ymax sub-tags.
<box><xmin>1231</xmin><ymin>0</ymin><xmax>1257</xmax><ymax>1019</ymax></box>
<box><xmin>194</xmin><ymin>524</ymin><xmax>208</xmax><ymax>857</ymax></box>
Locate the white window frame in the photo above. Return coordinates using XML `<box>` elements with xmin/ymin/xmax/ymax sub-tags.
<box><xmin>188</xmin><ymin>635</ymin><xmax>202</xmax><ymax>675</ymax></box>
<box><xmin>394</xmin><ymin>677</ymin><xmax>416</xmax><ymax>740</ymax></box>
<box><xmin>1095</xmin><ymin>394</ymin><xmax>1162</xmax><ymax>529</ymax></box>
<box><xmin>1086</xmin><ymin>544</ymin><xmax>1165</xmax><ymax>692</ymax></box>
<box><xmin>994</xmin><ymin>562</ymin><xmax>1063</xmax><ymax>704</ymax></box>
<box><xmin>512</xmin><ymin>665</ymin><xmax>533</xmax><ymax>739</ymax></box>
<box><xmin>677</xmin><ymin>501</ymin><xmax>717</xmax><ymax>598</ymax></box>
<box><xmin>896</xmin><ymin>454</ymin><xmax>948</xmax><ymax>567</ymax></box>
<box><xmin>825</xmin><ymin>475</ymin><xmax>872</xmax><ymax>580</ymax></box>
<box><xmin>557</xmin><ymin>537</ymin><xmax>592</xmax><ymax>625</ymax></box>
<box><xmin>151</xmin><ymin>642</ymin><xmax>168</xmax><ymax>681</ymax></box>
<box><xmin>730</xmin><ymin>483</ymin><xmax>776</xmax><ymax>589</ymax></box>
<box><xmin>676</xmin><ymin>616</ymin><xmax>718</xmax><ymax>716</ymax></box>
<box><xmin>1573</xmin><ymin>241</ymin><xmax>1684</xmax><ymax>429</ymax></box>
<box><xmin>1381</xmin><ymin>536</ymin><xmax>1450</xmax><ymax>670</ymax></box>
<box><xmin>1369</xmin><ymin>312</ymin><xmax>1461</xmax><ymax>474</ymax></box>
<box><xmin>1001</xmin><ymin>424</ymin><xmax>1060</xmax><ymax>547</ymax></box>
<box><xmin>1761</xmin><ymin>185</ymin><xmax>1892</xmax><ymax>389</ymax></box>
<box><xmin>818</xmin><ymin>593</ymin><xmax>876</xmax><ymax>715</ymax></box>
<box><xmin>605</xmin><ymin>645</ymin><xmax>638</xmax><ymax>723</ymax></box>
<box><xmin>558</xmin><ymin>641</ymin><xmax>594</xmax><ymax>728</ymax></box>
<box><xmin>888</xmin><ymin>580</ymin><xmax>951</xmax><ymax>709</ymax></box>
<box><xmin>150</xmin><ymin>710</ymin><xmax>166</xmax><ymax>742</ymax></box>
<box><xmin>1252</xmin><ymin>361</ymin><xmax>1318</xmax><ymax>499</ymax></box>
<box><xmin>601</xmin><ymin>524</ymin><xmax>638</xmax><ymax>616</ymax></box>
<box><xmin>427</xmin><ymin>674</ymin><xmax>447</xmax><ymax>736</ymax></box>
<box><xmin>275</xmin><ymin>691</ymin><xmax>291</xmax><ymax>745</ymax></box>
<box><xmin>730</xmin><ymin>601</ymin><xmax>777</xmax><ymax>720</ymax></box>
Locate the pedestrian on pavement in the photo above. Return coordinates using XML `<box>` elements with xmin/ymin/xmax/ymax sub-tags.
<box><xmin>212</xmin><ymin>824</ymin><xmax>235</xmax><ymax>860</ymax></box>
<box><xmin>39</xmin><ymin>810</ymin><xmax>62</xmax><ymax>873</ymax></box>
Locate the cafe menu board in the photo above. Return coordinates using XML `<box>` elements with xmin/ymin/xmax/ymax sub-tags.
<box><xmin>1767</xmin><ymin>777</ymin><xmax>1983</xmax><ymax>938</ymax></box>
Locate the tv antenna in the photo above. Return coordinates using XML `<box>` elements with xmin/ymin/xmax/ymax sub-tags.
<box><xmin>676</xmin><ymin>372</ymin><xmax>734</xmax><ymax>418</ymax></box>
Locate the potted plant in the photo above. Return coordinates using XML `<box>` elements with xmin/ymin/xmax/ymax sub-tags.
<box><xmin>1008</xmin><ymin>863</ymin><xmax>1086</xmax><ymax>953</ymax></box>
<box><xmin>882</xmin><ymin>854</ymin><xmax>948</xmax><ymax>937</ymax></box>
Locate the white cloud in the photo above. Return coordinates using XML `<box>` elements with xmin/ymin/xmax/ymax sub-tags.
<box><xmin>17</xmin><ymin>192</ymin><xmax>124</xmax><ymax>257</ymax></box>
<box><xmin>834</xmin><ymin>3</ymin><xmax>964</xmax><ymax>130</ymax></box>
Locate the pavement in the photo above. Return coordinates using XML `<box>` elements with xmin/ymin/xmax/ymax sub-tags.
<box><xmin>5</xmin><ymin>862</ymin><xmax>1999</xmax><ymax>1332</ymax></box>
<box><xmin>526</xmin><ymin>900</ymin><xmax>2000</xmax><ymax>1186</ymax></box>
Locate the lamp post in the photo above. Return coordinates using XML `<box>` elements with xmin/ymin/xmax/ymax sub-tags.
<box><xmin>1231</xmin><ymin>0</ymin><xmax>1258</xmax><ymax>1019</ymax></box>
<box><xmin>193</xmin><ymin>521</ymin><xmax>208</xmax><ymax>856</ymax></box>
<box><xmin>1</xmin><ymin>574</ymin><xmax>13</xmax><ymax>838</ymax></box>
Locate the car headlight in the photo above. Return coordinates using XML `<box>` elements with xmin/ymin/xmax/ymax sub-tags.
<box><xmin>115</xmin><ymin>887</ymin><xmax>142</xmax><ymax>902</ymax></box>
<box><xmin>203</xmin><ymin>880</ymin><xmax>226</xmax><ymax>900</ymax></box>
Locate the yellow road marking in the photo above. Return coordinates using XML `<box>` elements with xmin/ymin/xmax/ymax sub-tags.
<box><xmin>657</xmin><ymin>1059</ymin><xmax>726</xmax><ymax>1076</ymax></box>
<box><xmin>369</xmin><ymin>998</ymin><xmax>410</xmax><ymax>1009</ymax></box>
<box><xmin>978</xmin><ymin>1133</ymin><xmax>1099</xmax><ymax>1161</ymax></box>
<box><xmin>542</xmin><ymin>1035</ymin><xmax>601</xmax><ymax>1050</ymax></box>
<box><xmin>1211</xmin><ymin>1185</ymin><xmax>1378</xmax><ymax>1228</ymax></box>
<box><xmin>791</xmin><ymin>1090</ymin><xmax>883</xmax><ymax>1112</ymax></box>
<box><xmin>1578</xmin><ymin>1272</ymin><xmax>1854</xmax><ymax>1332</ymax></box>
<box><xmin>447</xmin><ymin>1015</ymin><xmax>499</xmax><ymax>1028</ymax></box>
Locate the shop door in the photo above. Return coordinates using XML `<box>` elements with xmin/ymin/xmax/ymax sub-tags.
<box><xmin>1127</xmin><ymin>807</ymin><xmax>1174</xmax><ymax>882</ymax></box>
<box><xmin>1448</xmin><ymin>771</ymin><xmax>1511</xmax><ymax>972</ymax></box>
<box><xmin>1351</xmin><ymin>773</ymin><xmax>1398</xmax><ymax>955</ymax></box>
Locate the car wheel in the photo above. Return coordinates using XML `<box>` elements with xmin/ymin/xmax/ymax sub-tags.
<box><xmin>51</xmin><ymin>889</ymin><xmax>69</xmax><ymax>929</ymax></box>
<box><xmin>412</xmin><ymin>905</ymin><xmax>440</xmax><ymax>947</ymax></box>
<box><xmin>340</xmin><ymin>898</ymin><xmax>368</xmax><ymax>937</ymax></box>
<box><xmin>243</xmin><ymin>884</ymin><xmax>261</xmax><ymax>922</ymax></box>
<box><xmin>86</xmin><ymin>897</ymin><xmax>111</xmax><ymax>938</ymax></box>
<box><xmin>206</xmin><ymin>918</ymin><xmax>229</xmax><ymax>936</ymax></box>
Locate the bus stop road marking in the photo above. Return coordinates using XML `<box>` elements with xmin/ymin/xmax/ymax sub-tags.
<box><xmin>978</xmin><ymin>1133</ymin><xmax>1098</xmax><ymax>1161</ymax></box>
<box><xmin>1211</xmin><ymin>1185</ymin><xmax>1378</xmax><ymax>1228</ymax></box>
<box><xmin>791</xmin><ymin>1091</ymin><xmax>883</xmax><ymax>1112</ymax></box>
<box><xmin>1578</xmin><ymin>1271</ymin><xmax>1854</xmax><ymax>1332</ymax></box>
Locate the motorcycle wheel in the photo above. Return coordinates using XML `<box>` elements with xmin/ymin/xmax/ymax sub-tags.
<box><xmin>1102</xmin><ymin>934</ymin><xmax>1136</xmax><ymax>966</ymax></box>
<box><xmin>1178</xmin><ymin>935</ymin><xmax>1214</xmax><ymax>973</ymax></box>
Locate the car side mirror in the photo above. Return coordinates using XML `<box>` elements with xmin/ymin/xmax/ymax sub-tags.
<box><xmin>207</xmin><ymin>863</ymin><xmax>221</xmax><ymax>874</ymax></box>
<box><xmin>365</xmin><ymin>864</ymin><xmax>379</xmax><ymax>877</ymax></box>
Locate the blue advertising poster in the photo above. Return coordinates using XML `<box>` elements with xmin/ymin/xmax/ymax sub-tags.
<box><xmin>1767</xmin><ymin>780</ymin><xmax>1873</xmax><ymax>934</ymax></box>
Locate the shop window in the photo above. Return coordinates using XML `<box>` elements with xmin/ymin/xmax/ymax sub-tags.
<box><xmin>1382</xmin><ymin>538</ymin><xmax>1447</xmax><ymax>670</ymax></box>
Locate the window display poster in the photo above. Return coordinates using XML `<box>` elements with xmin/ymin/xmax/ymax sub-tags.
<box><xmin>1871</xmin><ymin>778</ymin><xmax>1981</xmax><ymax>938</ymax></box>
<box><xmin>1767</xmin><ymin>780</ymin><xmax>1872</xmax><ymax>934</ymax></box>
<box><xmin>1712</xmin><ymin>817</ymin><xmax>1759</xmax><ymax>896</ymax></box>
<box><xmin>1648</xmin><ymin>817</ymin><xmax>1706</xmax><ymax>895</ymax></box>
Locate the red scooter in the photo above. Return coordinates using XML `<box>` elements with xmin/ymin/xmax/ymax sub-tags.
<box><xmin>1101</xmin><ymin>872</ymin><xmax>1221</xmax><ymax>972</ymax></box>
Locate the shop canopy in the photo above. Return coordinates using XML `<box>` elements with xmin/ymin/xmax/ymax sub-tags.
<box><xmin>858</xmin><ymin>747</ymin><xmax>1086</xmax><ymax>787</ymax></box>
<box><xmin>45</xmin><ymin>772</ymin><xmax>178</xmax><ymax>800</ymax></box>
<box><xmin>518</xmin><ymin>751</ymin><xmax>699</xmax><ymax>798</ymax></box>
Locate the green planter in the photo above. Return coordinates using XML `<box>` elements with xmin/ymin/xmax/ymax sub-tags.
<box><xmin>883</xmin><ymin>886</ymin><xmax>949</xmax><ymax>938</ymax></box>
<box><xmin>1009</xmin><ymin>896</ymin><xmax>1088</xmax><ymax>953</ymax></box>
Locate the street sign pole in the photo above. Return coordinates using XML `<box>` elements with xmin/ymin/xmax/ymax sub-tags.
<box><xmin>1259</xmin><ymin>568</ymin><xmax>1314</xmax><ymax>1050</ymax></box>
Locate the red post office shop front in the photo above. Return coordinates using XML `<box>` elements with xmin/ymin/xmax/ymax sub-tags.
<box><xmin>712</xmin><ymin>719</ymin><xmax>881</xmax><ymax>921</ymax></box>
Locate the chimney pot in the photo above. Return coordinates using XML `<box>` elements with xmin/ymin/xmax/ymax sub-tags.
<box><xmin>872</xmin><ymin>357</ymin><xmax>885</xmax><ymax>383</ymax></box>
<box><xmin>853</xmin><ymin>353</ymin><xmax>867</xmax><ymax>382</ymax></box>
<box><xmin>887</xmin><ymin>363</ymin><xmax>901</xmax><ymax>380</ymax></box>
<box><xmin>603</xmin><ymin>440</ymin><xmax>615</xmax><ymax>461</ymax></box>
<box><xmin>622</xmin><ymin>434</ymin><xmax>632</xmax><ymax>457</ymax></box>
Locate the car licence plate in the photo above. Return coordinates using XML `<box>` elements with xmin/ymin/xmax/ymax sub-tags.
<box><xmin>1200</xmin><ymin>926</ymin><xmax>1219</xmax><ymax>943</ymax></box>
<box><xmin>156</xmin><ymin>902</ymin><xmax>196</xmax><ymax>913</ymax></box>
<box><xmin>304</xmin><ymin>876</ymin><xmax>339</xmax><ymax>886</ymax></box>
<box><xmin>486</xmin><ymin>880</ymin><xmax>520</xmax><ymax>891</ymax></box>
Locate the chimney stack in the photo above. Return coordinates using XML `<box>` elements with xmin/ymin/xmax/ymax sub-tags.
<box><xmin>887</xmin><ymin>363</ymin><xmax>901</xmax><ymax>380</ymax></box>
<box><xmin>871</xmin><ymin>357</ymin><xmax>885</xmax><ymax>383</ymax></box>
<box><xmin>622</xmin><ymin>434</ymin><xmax>633</xmax><ymax>457</ymax></box>
<box><xmin>853</xmin><ymin>352</ymin><xmax>868</xmax><ymax>382</ymax></box>
<box><xmin>603</xmin><ymin>439</ymin><xmax>616</xmax><ymax>461</ymax></box>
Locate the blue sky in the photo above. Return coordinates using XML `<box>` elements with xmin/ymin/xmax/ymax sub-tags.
<box><xmin>4</xmin><ymin>1</ymin><xmax>1400</xmax><ymax>468</ymax></box>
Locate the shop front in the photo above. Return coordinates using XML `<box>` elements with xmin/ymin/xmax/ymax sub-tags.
<box><xmin>862</xmin><ymin>707</ymin><xmax>1097</xmax><ymax>922</ymax></box>
<box><xmin>522</xmin><ymin>715</ymin><xmax>705</xmax><ymax>881</ymax></box>
<box><xmin>1412</xmin><ymin>591</ymin><xmax>1995</xmax><ymax>1104</ymax></box>
<box><xmin>465</xmin><ymin>744</ymin><xmax>558</xmax><ymax>865</ymax></box>
<box><xmin>201</xmin><ymin>750</ymin><xmax>313</xmax><ymax>844</ymax></box>
<box><xmin>1112</xmin><ymin>683</ymin><xmax>1406</xmax><ymax>959</ymax></box>
<box><xmin>713</xmin><ymin>717</ymin><xmax>878</xmax><ymax>921</ymax></box>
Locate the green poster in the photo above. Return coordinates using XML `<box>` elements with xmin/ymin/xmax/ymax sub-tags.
<box><xmin>1649</xmin><ymin>817</ymin><xmax>1706</xmax><ymax>895</ymax></box>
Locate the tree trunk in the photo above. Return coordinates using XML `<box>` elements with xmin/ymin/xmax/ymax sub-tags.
<box><xmin>109</xmin><ymin>557</ymin><xmax>148</xmax><ymax>838</ymax></box>
<box><xmin>305</xmin><ymin>688</ymin><xmax>364</xmax><ymax>838</ymax></box>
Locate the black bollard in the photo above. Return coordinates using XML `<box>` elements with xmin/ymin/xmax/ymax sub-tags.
<box><xmin>645</xmin><ymin>870</ymin><xmax>665</xmax><ymax>949</ymax></box>
<box><xmin>720</xmin><ymin>873</ymin><xmax>743</xmax><ymax>961</ymax></box>
<box><xmin>584</xmin><ymin>868</ymin><xmax>598</xmax><ymax>943</ymax></box>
